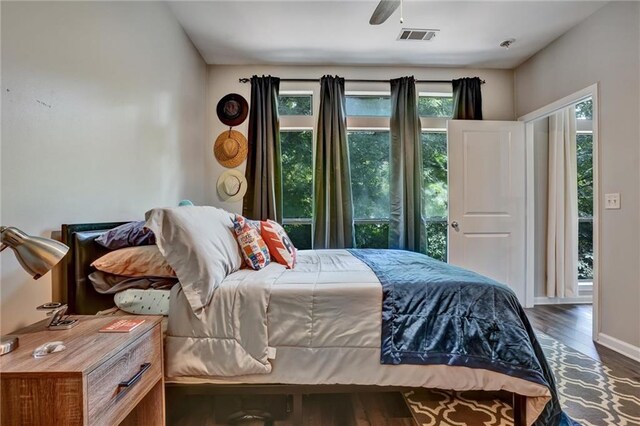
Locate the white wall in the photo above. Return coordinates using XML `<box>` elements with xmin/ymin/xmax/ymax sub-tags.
<box><xmin>0</xmin><ymin>1</ymin><xmax>207</xmax><ymax>333</ymax></box>
<box><xmin>515</xmin><ymin>2</ymin><xmax>640</xmax><ymax>349</ymax></box>
<box><xmin>206</xmin><ymin>65</ymin><xmax>515</xmax><ymax>210</ymax></box>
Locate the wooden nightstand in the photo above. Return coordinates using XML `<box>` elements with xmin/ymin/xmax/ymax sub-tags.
<box><xmin>0</xmin><ymin>315</ymin><xmax>164</xmax><ymax>425</ymax></box>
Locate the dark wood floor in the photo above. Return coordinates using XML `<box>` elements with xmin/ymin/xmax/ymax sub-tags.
<box><xmin>524</xmin><ymin>304</ymin><xmax>640</xmax><ymax>379</ymax></box>
<box><xmin>169</xmin><ymin>304</ymin><xmax>640</xmax><ymax>425</ymax></box>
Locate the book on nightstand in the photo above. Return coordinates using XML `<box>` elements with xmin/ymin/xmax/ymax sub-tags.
<box><xmin>99</xmin><ymin>318</ymin><xmax>146</xmax><ymax>333</ymax></box>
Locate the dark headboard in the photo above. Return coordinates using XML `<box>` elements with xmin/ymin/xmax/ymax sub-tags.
<box><xmin>60</xmin><ymin>222</ymin><xmax>128</xmax><ymax>314</ymax></box>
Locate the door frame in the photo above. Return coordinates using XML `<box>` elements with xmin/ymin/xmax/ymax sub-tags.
<box><xmin>518</xmin><ymin>83</ymin><xmax>600</xmax><ymax>342</ymax></box>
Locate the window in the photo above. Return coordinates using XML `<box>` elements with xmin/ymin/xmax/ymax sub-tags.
<box><xmin>418</xmin><ymin>93</ymin><xmax>454</xmax><ymax>118</ymax></box>
<box><xmin>422</xmin><ymin>131</ymin><xmax>448</xmax><ymax>262</ymax></box>
<box><xmin>576</xmin><ymin>99</ymin><xmax>593</xmax><ymax>280</ymax></box>
<box><xmin>344</xmin><ymin>93</ymin><xmax>392</xmax><ymax>248</ymax></box>
<box><xmin>348</xmin><ymin>130</ymin><xmax>390</xmax><ymax>248</ymax></box>
<box><xmin>278</xmin><ymin>88</ymin><xmax>453</xmax><ymax>254</ymax></box>
<box><xmin>345</xmin><ymin>96</ymin><xmax>390</xmax><ymax>116</ymax></box>
<box><xmin>279</xmin><ymin>93</ymin><xmax>314</xmax><ymax>248</ymax></box>
<box><xmin>279</xmin><ymin>95</ymin><xmax>312</xmax><ymax>116</ymax></box>
<box><xmin>281</xmin><ymin>130</ymin><xmax>313</xmax><ymax>248</ymax></box>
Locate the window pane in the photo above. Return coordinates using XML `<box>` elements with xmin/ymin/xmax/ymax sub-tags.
<box><xmin>426</xmin><ymin>220</ymin><xmax>448</xmax><ymax>262</ymax></box>
<box><xmin>355</xmin><ymin>223</ymin><xmax>389</xmax><ymax>248</ymax></box>
<box><xmin>346</xmin><ymin>96</ymin><xmax>390</xmax><ymax>116</ymax></box>
<box><xmin>575</xmin><ymin>99</ymin><xmax>593</xmax><ymax>120</ymax></box>
<box><xmin>418</xmin><ymin>96</ymin><xmax>453</xmax><ymax>117</ymax></box>
<box><xmin>578</xmin><ymin>220</ymin><xmax>593</xmax><ymax>280</ymax></box>
<box><xmin>577</xmin><ymin>133</ymin><xmax>593</xmax><ymax>218</ymax></box>
<box><xmin>422</xmin><ymin>132</ymin><xmax>448</xmax><ymax>262</ymax></box>
<box><xmin>348</xmin><ymin>131</ymin><xmax>390</xmax><ymax>219</ymax></box>
<box><xmin>422</xmin><ymin>132</ymin><xmax>448</xmax><ymax>218</ymax></box>
<box><xmin>279</xmin><ymin>95</ymin><xmax>312</xmax><ymax>116</ymax></box>
<box><xmin>283</xmin><ymin>223</ymin><xmax>312</xmax><ymax>250</ymax></box>
<box><xmin>281</xmin><ymin>131</ymin><xmax>313</xmax><ymax>219</ymax></box>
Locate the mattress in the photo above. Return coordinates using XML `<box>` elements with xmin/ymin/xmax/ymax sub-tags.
<box><xmin>165</xmin><ymin>250</ymin><xmax>550</xmax><ymax>425</ymax></box>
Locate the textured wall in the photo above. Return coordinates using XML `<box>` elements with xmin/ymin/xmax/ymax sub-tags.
<box><xmin>1</xmin><ymin>1</ymin><xmax>207</xmax><ymax>333</ymax></box>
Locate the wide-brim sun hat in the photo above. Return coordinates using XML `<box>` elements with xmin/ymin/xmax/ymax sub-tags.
<box><xmin>214</xmin><ymin>130</ymin><xmax>248</xmax><ymax>168</ymax></box>
<box><xmin>216</xmin><ymin>93</ymin><xmax>249</xmax><ymax>127</ymax></box>
<box><xmin>217</xmin><ymin>169</ymin><xmax>247</xmax><ymax>203</ymax></box>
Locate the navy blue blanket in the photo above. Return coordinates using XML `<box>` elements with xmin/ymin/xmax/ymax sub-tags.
<box><xmin>349</xmin><ymin>249</ymin><xmax>579</xmax><ymax>426</ymax></box>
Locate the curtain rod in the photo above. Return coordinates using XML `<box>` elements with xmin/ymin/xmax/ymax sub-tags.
<box><xmin>238</xmin><ymin>77</ymin><xmax>485</xmax><ymax>84</ymax></box>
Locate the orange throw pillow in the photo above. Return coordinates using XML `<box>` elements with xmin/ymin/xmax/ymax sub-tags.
<box><xmin>260</xmin><ymin>220</ymin><xmax>297</xmax><ymax>269</ymax></box>
<box><xmin>91</xmin><ymin>246</ymin><xmax>176</xmax><ymax>278</ymax></box>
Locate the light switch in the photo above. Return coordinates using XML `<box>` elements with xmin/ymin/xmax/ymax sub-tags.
<box><xmin>605</xmin><ymin>193</ymin><xmax>621</xmax><ymax>209</ymax></box>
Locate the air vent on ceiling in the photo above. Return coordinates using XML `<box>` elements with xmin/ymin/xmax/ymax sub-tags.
<box><xmin>397</xmin><ymin>28</ymin><xmax>439</xmax><ymax>41</ymax></box>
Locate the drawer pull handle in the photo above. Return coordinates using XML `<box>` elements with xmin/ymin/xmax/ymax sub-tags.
<box><xmin>118</xmin><ymin>363</ymin><xmax>151</xmax><ymax>393</ymax></box>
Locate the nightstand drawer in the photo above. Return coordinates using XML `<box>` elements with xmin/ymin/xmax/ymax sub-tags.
<box><xmin>87</xmin><ymin>324</ymin><xmax>162</xmax><ymax>425</ymax></box>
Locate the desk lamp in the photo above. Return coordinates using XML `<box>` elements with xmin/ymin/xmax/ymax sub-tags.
<box><xmin>0</xmin><ymin>226</ymin><xmax>69</xmax><ymax>355</ymax></box>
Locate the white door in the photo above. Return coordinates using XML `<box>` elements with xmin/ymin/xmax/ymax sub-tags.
<box><xmin>447</xmin><ymin>120</ymin><xmax>526</xmax><ymax>303</ymax></box>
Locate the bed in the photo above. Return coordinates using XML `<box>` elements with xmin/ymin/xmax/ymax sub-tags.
<box><xmin>58</xmin><ymin>216</ymin><xmax>567</xmax><ymax>426</ymax></box>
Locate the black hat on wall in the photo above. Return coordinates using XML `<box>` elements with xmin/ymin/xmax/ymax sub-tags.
<box><xmin>216</xmin><ymin>93</ymin><xmax>249</xmax><ymax>127</ymax></box>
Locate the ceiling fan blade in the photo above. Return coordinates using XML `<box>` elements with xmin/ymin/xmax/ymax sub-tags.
<box><xmin>369</xmin><ymin>0</ymin><xmax>401</xmax><ymax>25</ymax></box>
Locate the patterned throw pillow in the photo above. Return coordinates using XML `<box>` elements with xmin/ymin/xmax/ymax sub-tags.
<box><xmin>232</xmin><ymin>215</ymin><xmax>270</xmax><ymax>270</ymax></box>
<box><xmin>260</xmin><ymin>220</ymin><xmax>297</xmax><ymax>269</ymax></box>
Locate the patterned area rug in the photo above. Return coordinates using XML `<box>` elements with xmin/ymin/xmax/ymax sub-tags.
<box><xmin>403</xmin><ymin>333</ymin><xmax>640</xmax><ymax>426</ymax></box>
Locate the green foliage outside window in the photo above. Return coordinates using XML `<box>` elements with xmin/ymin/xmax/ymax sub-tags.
<box><xmin>283</xmin><ymin>224</ymin><xmax>312</xmax><ymax>250</ymax></box>
<box><xmin>576</xmin><ymin>132</ymin><xmax>593</xmax><ymax>280</ymax></box>
<box><xmin>281</xmin><ymin>131</ymin><xmax>313</xmax><ymax>219</ymax></box>
<box><xmin>278</xmin><ymin>95</ymin><xmax>312</xmax><ymax>116</ymax></box>
<box><xmin>418</xmin><ymin>96</ymin><xmax>453</xmax><ymax>117</ymax></box>
<box><xmin>355</xmin><ymin>223</ymin><xmax>389</xmax><ymax>248</ymax></box>
<box><xmin>422</xmin><ymin>132</ymin><xmax>448</xmax><ymax>262</ymax></box>
<box><xmin>347</xmin><ymin>131</ymin><xmax>390</xmax><ymax>219</ymax></box>
<box><xmin>575</xmin><ymin>99</ymin><xmax>592</xmax><ymax>120</ymax></box>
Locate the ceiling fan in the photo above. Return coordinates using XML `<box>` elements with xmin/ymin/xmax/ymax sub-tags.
<box><xmin>369</xmin><ymin>0</ymin><xmax>403</xmax><ymax>25</ymax></box>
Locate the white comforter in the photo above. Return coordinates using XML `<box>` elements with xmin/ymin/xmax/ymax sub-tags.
<box><xmin>165</xmin><ymin>249</ymin><xmax>380</xmax><ymax>376</ymax></box>
<box><xmin>165</xmin><ymin>250</ymin><xmax>550</xmax><ymax>425</ymax></box>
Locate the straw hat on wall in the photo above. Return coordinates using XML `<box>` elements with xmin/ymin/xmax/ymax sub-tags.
<box><xmin>214</xmin><ymin>130</ymin><xmax>248</xmax><ymax>168</ymax></box>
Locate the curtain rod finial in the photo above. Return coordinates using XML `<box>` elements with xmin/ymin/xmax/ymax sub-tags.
<box><xmin>239</xmin><ymin>78</ymin><xmax>250</xmax><ymax>84</ymax></box>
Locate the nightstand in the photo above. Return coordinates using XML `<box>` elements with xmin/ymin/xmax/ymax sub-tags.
<box><xmin>0</xmin><ymin>315</ymin><xmax>164</xmax><ymax>425</ymax></box>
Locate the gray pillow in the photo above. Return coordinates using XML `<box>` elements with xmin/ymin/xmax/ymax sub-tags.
<box><xmin>145</xmin><ymin>206</ymin><xmax>243</xmax><ymax>314</ymax></box>
<box><xmin>95</xmin><ymin>221</ymin><xmax>155</xmax><ymax>249</ymax></box>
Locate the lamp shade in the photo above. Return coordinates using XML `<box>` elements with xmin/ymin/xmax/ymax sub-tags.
<box><xmin>0</xmin><ymin>227</ymin><xmax>69</xmax><ymax>279</ymax></box>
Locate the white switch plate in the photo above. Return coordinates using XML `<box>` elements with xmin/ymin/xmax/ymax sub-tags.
<box><xmin>605</xmin><ymin>193</ymin><xmax>621</xmax><ymax>209</ymax></box>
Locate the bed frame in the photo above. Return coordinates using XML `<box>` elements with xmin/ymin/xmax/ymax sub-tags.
<box><xmin>59</xmin><ymin>222</ymin><xmax>528</xmax><ymax>426</ymax></box>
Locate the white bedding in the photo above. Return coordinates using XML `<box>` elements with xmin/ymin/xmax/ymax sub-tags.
<box><xmin>165</xmin><ymin>250</ymin><xmax>549</xmax><ymax>425</ymax></box>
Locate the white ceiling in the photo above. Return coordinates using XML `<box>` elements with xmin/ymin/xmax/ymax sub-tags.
<box><xmin>167</xmin><ymin>1</ymin><xmax>607</xmax><ymax>69</ymax></box>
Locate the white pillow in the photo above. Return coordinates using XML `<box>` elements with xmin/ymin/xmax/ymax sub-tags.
<box><xmin>145</xmin><ymin>206</ymin><xmax>242</xmax><ymax>314</ymax></box>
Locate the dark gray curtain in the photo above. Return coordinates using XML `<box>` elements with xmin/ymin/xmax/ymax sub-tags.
<box><xmin>452</xmin><ymin>77</ymin><xmax>483</xmax><ymax>120</ymax></box>
<box><xmin>389</xmin><ymin>76</ymin><xmax>424</xmax><ymax>251</ymax></box>
<box><xmin>243</xmin><ymin>75</ymin><xmax>283</xmax><ymax>222</ymax></box>
<box><xmin>312</xmin><ymin>76</ymin><xmax>355</xmax><ymax>249</ymax></box>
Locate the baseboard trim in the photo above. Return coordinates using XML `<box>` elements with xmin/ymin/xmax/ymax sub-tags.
<box><xmin>534</xmin><ymin>296</ymin><xmax>593</xmax><ymax>305</ymax></box>
<box><xmin>597</xmin><ymin>333</ymin><xmax>640</xmax><ymax>362</ymax></box>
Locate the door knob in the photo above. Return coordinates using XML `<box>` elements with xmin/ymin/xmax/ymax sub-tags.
<box><xmin>451</xmin><ymin>221</ymin><xmax>460</xmax><ymax>231</ymax></box>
